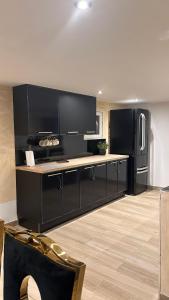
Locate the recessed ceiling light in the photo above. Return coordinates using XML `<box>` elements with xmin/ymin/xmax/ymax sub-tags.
<box><xmin>98</xmin><ymin>90</ymin><xmax>103</xmax><ymax>95</ymax></box>
<box><xmin>75</xmin><ymin>0</ymin><xmax>92</xmax><ymax>10</ymax></box>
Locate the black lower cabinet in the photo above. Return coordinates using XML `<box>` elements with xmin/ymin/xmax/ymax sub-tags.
<box><xmin>42</xmin><ymin>173</ymin><xmax>63</xmax><ymax>223</ymax></box>
<box><xmin>42</xmin><ymin>169</ymin><xmax>80</xmax><ymax>224</ymax></box>
<box><xmin>80</xmin><ymin>163</ymin><xmax>107</xmax><ymax>209</ymax></box>
<box><xmin>107</xmin><ymin>161</ymin><xmax>118</xmax><ymax>196</ymax></box>
<box><xmin>80</xmin><ymin>166</ymin><xmax>96</xmax><ymax>208</ymax></box>
<box><xmin>118</xmin><ymin>160</ymin><xmax>128</xmax><ymax>193</ymax></box>
<box><xmin>16</xmin><ymin>159</ymin><xmax>128</xmax><ymax>232</ymax></box>
<box><xmin>62</xmin><ymin>169</ymin><xmax>80</xmax><ymax>214</ymax></box>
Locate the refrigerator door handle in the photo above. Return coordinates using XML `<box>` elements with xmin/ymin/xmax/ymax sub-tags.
<box><xmin>137</xmin><ymin>166</ymin><xmax>148</xmax><ymax>172</ymax></box>
<box><xmin>140</xmin><ymin>113</ymin><xmax>146</xmax><ymax>151</ymax></box>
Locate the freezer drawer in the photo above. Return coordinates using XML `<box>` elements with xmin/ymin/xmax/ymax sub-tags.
<box><xmin>134</xmin><ymin>167</ymin><xmax>148</xmax><ymax>195</ymax></box>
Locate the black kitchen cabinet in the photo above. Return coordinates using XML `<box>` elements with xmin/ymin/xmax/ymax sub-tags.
<box><xmin>80</xmin><ymin>166</ymin><xmax>96</xmax><ymax>208</ymax></box>
<box><xmin>107</xmin><ymin>161</ymin><xmax>118</xmax><ymax>196</ymax></box>
<box><xmin>16</xmin><ymin>159</ymin><xmax>128</xmax><ymax>232</ymax></box>
<box><xmin>28</xmin><ymin>85</ymin><xmax>59</xmax><ymax>134</ymax></box>
<box><xmin>42</xmin><ymin>169</ymin><xmax>80</xmax><ymax>224</ymax></box>
<box><xmin>42</xmin><ymin>173</ymin><xmax>63</xmax><ymax>223</ymax></box>
<box><xmin>13</xmin><ymin>84</ymin><xmax>96</xmax><ymax>136</ymax></box>
<box><xmin>62</xmin><ymin>169</ymin><xmax>80</xmax><ymax>214</ymax></box>
<box><xmin>59</xmin><ymin>91</ymin><xmax>96</xmax><ymax>135</ymax></box>
<box><xmin>118</xmin><ymin>160</ymin><xmax>128</xmax><ymax>193</ymax></box>
<box><xmin>80</xmin><ymin>163</ymin><xmax>107</xmax><ymax>209</ymax></box>
<box><xmin>13</xmin><ymin>84</ymin><xmax>59</xmax><ymax>135</ymax></box>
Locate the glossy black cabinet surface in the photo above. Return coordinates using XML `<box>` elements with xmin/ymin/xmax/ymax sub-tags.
<box><xmin>80</xmin><ymin>166</ymin><xmax>95</xmax><ymax>208</ymax></box>
<box><xmin>62</xmin><ymin>169</ymin><xmax>80</xmax><ymax>214</ymax></box>
<box><xmin>16</xmin><ymin>159</ymin><xmax>128</xmax><ymax>232</ymax></box>
<box><xmin>13</xmin><ymin>84</ymin><xmax>96</xmax><ymax>136</ymax></box>
<box><xmin>80</xmin><ymin>164</ymin><xmax>107</xmax><ymax>209</ymax></box>
<box><xmin>42</xmin><ymin>170</ymin><xmax>80</xmax><ymax>224</ymax></box>
<box><xmin>107</xmin><ymin>161</ymin><xmax>118</xmax><ymax>196</ymax></box>
<box><xmin>118</xmin><ymin>160</ymin><xmax>128</xmax><ymax>193</ymax></box>
<box><xmin>28</xmin><ymin>85</ymin><xmax>59</xmax><ymax>134</ymax></box>
<box><xmin>13</xmin><ymin>84</ymin><xmax>59</xmax><ymax>135</ymax></box>
<box><xmin>42</xmin><ymin>173</ymin><xmax>63</xmax><ymax>223</ymax></box>
<box><xmin>59</xmin><ymin>91</ymin><xmax>96</xmax><ymax>135</ymax></box>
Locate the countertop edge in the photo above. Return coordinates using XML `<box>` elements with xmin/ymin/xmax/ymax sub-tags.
<box><xmin>16</xmin><ymin>154</ymin><xmax>129</xmax><ymax>174</ymax></box>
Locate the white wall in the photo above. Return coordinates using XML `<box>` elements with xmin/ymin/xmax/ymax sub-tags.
<box><xmin>131</xmin><ymin>102</ymin><xmax>169</xmax><ymax>188</ymax></box>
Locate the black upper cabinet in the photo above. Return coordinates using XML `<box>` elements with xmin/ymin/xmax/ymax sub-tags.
<box><xmin>28</xmin><ymin>86</ymin><xmax>59</xmax><ymax>134</ymax></box>
<box><xmin>59</xmin><ymin>91</ymin><xmax>96</xmax><ymax>135</ymax></box>
<box><xmin>13</xmin><ymin>84</ymin><xmax>96</xmax><ymax>136</ymax></box>
<box><xmin>13</xmin><ymin>85</ymin><xmax>59</xmax><ymax>135</ymax></box>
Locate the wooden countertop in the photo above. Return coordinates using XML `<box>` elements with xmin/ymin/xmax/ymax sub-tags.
<box><xmin>16</xmin><ymin>154</ymin><xmax>129</xmax><ymax>174</ymax></box>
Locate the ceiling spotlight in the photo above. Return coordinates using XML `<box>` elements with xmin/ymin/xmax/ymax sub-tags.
<box><xmin>75</xmin><ymin>0</ymin><xmax>92</xmax><ymax>10</ymax></box>
<box><xmin>98</xmin><ymin>90</ymin><xmax>103</xmax><ymax>95</ymax></box>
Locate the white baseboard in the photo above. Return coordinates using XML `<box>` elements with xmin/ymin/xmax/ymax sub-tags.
<box><xmin>0</xmin><ymin>200</ymin><xmax>17</xmax><ymax>223</ymax></box>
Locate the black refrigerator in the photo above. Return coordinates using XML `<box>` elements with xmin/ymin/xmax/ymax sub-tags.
<box><xmin>110</xmin><ymin>109</ymin><xmax>150</xmax><ymax>195</ymax></box>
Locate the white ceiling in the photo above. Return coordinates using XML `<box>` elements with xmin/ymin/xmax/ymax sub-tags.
<box><xmin>0</xmin><ymin>0</ymin><xmax>169</xmax><ymax>103</ymax></box>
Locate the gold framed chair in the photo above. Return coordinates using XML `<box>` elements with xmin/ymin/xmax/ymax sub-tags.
<box><xmin>3</xmin><ymin>225</ymin><xmax>86</xmax><ymax>300</ymax></box>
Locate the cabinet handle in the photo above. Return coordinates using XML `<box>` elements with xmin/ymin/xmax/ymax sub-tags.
<box><xmin>86</xmin><ymin>131</ymin><xmax>95</xmax><ymax>134</ymax></box>
<box><xmin>65</xmin><ymin>169</ymin><xmax>77</xmax><ymax>174</ymax></box>
<box><xmin>67</xmin><ymin>131</ymin><xmax>79</xmax><ymax>134</ymax></box>
<box><xmin>38</xmin><ymin>131</ymin><xmax>53</xmax><ymax>134</ymax></box>
<box><xmin>48</xmin><ymin>173</ymin><xmax>62</xmax><ymax>177</ymax></box>
<box><xmin>109</xmin><ymin>161</ymin><xmax>117</xmax><ymax>165</ymax></box>
<box><xmin>119</xmin><ymin>160</ymin><xmax>126</xmax><ymax>164</ymax></box>
<box><xmin>84</xmin><ymin>166</ymin><xmax>94</xmax><ymax>170</ymax></box>
<box><xmin>96</xmin><ymin>164</ymin><xmax>106</xmax><ymax>167</ymax></box>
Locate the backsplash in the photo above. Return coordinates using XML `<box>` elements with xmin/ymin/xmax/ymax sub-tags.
<box><xmin>15</xmin><ymin>134</ymin><xmax>88</xmax><ymax>165</ymax></box>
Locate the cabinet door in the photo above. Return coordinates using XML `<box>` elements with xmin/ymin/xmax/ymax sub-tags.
<box><xmin>62</xmin><ymin>169</ymin><xmax>80</xmax><ymax>215</ymax></box>
<box><xmin>59</xmin><ymin>91</ymin><xmax>96</xmax><ymax>134</ymax></box>
<box><xmin>42</xmin><ymin>173</ymin><xmax>63</xmax><ymax>223</ymax></box>
<box><xmin>118</xmin><ymin>160</ymin><xmax>128</xmax><ymax>193</ymax></box>
<box><xmin>80</xmin><ymin>164</ymin><xmax>107</xmax><ymax>209</ymax></box>
<box><xmin>107</xmin><ymin>161</ymin><xmax>118</xmax><ymax>196</ymax></box>
<box><xmin>94</xmin><ymin>164</ymin><xmax>107</xmax><ymax>201</ymax></box>
<box><xmin>80</xmin><ymin>166</ymin><xmax>96</xmax><ymax>208</ymax></box>
<box><xmin>28</xmin><ymin>85</ymin><xmax>59</xmax><ymax>134</ymax></box>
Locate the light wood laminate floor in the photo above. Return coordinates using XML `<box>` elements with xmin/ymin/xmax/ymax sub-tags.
<box><xmin>0</xmin><ymin>190</ymin><xmax>160</xmax><ymax>300</ymax></box>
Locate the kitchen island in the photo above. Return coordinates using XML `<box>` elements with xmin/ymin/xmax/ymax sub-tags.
<box><xmin>16</xmin><ymin>154</ymin><xmax>128</xmax><ymax>232</ymax></box>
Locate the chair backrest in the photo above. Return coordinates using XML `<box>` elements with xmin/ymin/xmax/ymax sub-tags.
<box><xmin>0</xmin><ymin>219</ymin><xmax>4</xmax><ymax>274</ymax></box>
<box><xmin>3</xmin><ymin>225</ymin><xmax>86</xmax><ymax>300</ymax></box>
